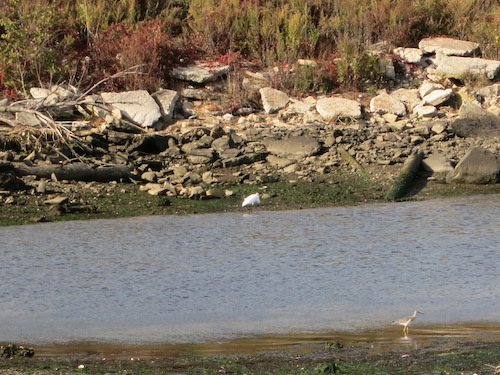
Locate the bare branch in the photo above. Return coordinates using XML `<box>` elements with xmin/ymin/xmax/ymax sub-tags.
<box><xmin>75</xmin><ymin>64</ymin><xmax>147</xmax><ymax>101</ymax></box>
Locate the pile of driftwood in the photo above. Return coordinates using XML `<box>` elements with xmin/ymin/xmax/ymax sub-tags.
<box><xmin>0</xmin><ymin>68</ymin><xmax>148</xmax><ymax>186</ymax></box>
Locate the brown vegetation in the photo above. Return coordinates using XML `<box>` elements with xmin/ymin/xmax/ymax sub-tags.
<box><xmin>1</xmin><ymin>0</ymin><xmax>499</xmax><ymax>99</ymax></box>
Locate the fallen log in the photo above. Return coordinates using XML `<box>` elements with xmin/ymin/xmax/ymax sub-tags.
<box><xmin>11</xmin><ymin>162</ymin><xmax>131</xmax><ymax>182</ymax></box>
<box><xmin>385</xmin><ymin>150</ymin><xmax>424</xmax><ymax>201</ymax></box>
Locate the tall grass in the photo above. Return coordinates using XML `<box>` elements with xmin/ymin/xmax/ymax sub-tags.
<box><xmin>1</xmin><ymin>0</ymin><xmax>499</xmax><ymax>97</ymax></box>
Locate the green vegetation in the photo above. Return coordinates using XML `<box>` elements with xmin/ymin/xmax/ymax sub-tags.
<box><xmin>0</xmin><ymin>173</ymin><xmax>379</xmax><ymax>226</ymax></box>
<box><xmin>385</xmin><ymin>151</ymin><xmax>424</xmax><ymax>201</ymax></box>
<box><xmin>2</xmin><ymin>167</ymin><xmax>500</xmax><ymax>226</ymax></box>
<box><xmin>1</xmin><ymin>0</ymin><xmax>499</xmax><ymax>98</ymax></box>
<box><xmin>0</xmin><ymin>340</ymin><xmax>499</xmax><ymax>375</ymax></box>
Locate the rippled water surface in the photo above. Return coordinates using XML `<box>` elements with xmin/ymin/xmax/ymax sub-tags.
<box><xmin>1</xmin><ymin>194</ymin><xmax>499</xmax><ymax>344</ymax></box>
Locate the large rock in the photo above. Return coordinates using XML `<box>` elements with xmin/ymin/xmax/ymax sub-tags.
<box><xmin>369</xmin><ymin>93</ymin><xmax>406</xmax><ymax>116</ymax></box>
<box><xmin>419</xmin><ymin>81</ymin><xmax>444</xmax><ymax>98</ymax></box>
<box><xmin>450</xmin><ymin>100</ymin><xmax>500</xmax><ymax>137</ymax></box>
<box><xmin>419</xmin><ymin>37</ymin><xmax>480</xmax><ymax>57</ymax></box>
<box><xmin>434</xmin><ymin>55</ymin><xmax>500</xmax><ymax>80</ymax></box>
<box><xmin>446</xmin><ymin>147</ymin><xmax>499</xmax><ymax>184</ymax></box>
<box><xmin>422</xmin><ymin>88</ymin><xmax>453</xmax><ymax>106</ymax></box>
<box><xmin>152</xmin><ymin>89</ymin><xmax>179</xmax><ymax>119</ymax></box>
<box><xmin>266</xmin><ymin>154</ymin><xmax>296</xmax><ymax>168</ymax></box>
<box><xmin>390</xmin><ymin>88</ymin><xmax>420</xmax><ymax>110</ymax></box>
<box><xmin>262</xmin><ymin>136</ymin><xmax>321</xmax><ymax>158</ymax></box>
<box><xmin>101</xmin><ymin>90</ymin><xmax>161</xmax><ymax>127</ymax></box>
<box><xmin>211</xmin><ymin>135</ymin><xmax>236</xmax><ymax>152</ymax></box>
<box><xmin>474</xmin><ymin>83</ymin><xmax>500</xmax><ymax>100</ymax></box>
<box><xmin>393</xmin><ymin>47</ymin><xmax>423</xmax><ymax>64</ymax></box>
<box><xmin>422</xmin><ymin>153</ymin><xmax>454</xmax><ymax>173</ymax></box>
<box><xmin>171</xmin><ymin>62</ymin><xmax>229</xmax><ymax>84</ymax></box>
<box><xmin>259</xmin><ymin>87</ymin><xmax>289</xmax><ymax>114</ymax></box>
<box><xmin>316</xmin><ymin>97</ymin><xmax>362</xmax><ymax>120</ymax></box>
<box><xmin>186</xmin><ymin>149</ymin><xmax>216</xmax><ymax>164</ymax></box>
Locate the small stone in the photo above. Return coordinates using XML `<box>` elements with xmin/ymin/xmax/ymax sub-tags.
<box><xmin>44</xmin><ymin>196</ymin><xmax>69</xmax><ymax>205</ymax></box>
<box><xmin>147</xmin><ymin>187</ymin><xmax>168</xmax><ymax>196</ymax></box>
<box><xmin>413</xmin><ymin>104</ymin><xmax>438</xmax><ymax>118</ymax></box>
<box><xmin>431</xmin><ymin>121</ymin><xmax>448</xmax><ymax>134</ymax></box>
<box><xmin>141</xmin><ymin>171</ymin><xmax>158</xmax><ymax>183</ymax></box>
<box><xmin>35</xmin><ymin>180</ymin><xmax>47</xmax><ymax>194</ymax></box>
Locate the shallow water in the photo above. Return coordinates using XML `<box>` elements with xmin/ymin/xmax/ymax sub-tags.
<box><xmin>0</xmin><ymin>194</ymin><xmax>499</xmax><ymax>345</ymax></box>
<box><xmin>30</xmin><ymin>322</ymin><xmax>500</xmax><ymax>358</ymax></box>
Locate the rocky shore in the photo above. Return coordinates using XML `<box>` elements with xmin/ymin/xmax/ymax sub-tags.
<box><xmin>1</xmin><ymin>37</ymin><xmax>499</xmax><ymax>225</ymax></box>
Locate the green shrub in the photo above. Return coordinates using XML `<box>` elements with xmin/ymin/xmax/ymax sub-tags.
<box><xmin>283</xmin><ymin>60</ymin><xmax>337</xmax><ymax>95</ymax></box>
<box><xmin>336</xmin><ymin>40</ymin><xmax>383</xmax><ymax>90</ymax></box>
<box><xmin>0</xmin><ymin>0</ymin><xmax>77</xmax><ymax>97</ymax></box>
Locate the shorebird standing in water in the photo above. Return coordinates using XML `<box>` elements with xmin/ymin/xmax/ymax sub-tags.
<box><xmin>392</xmin><ymin>310</ymin><xmax>423</xmax><ymax>334</ymax></box>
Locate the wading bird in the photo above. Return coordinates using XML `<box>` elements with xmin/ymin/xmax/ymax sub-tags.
<box><xmin>242</xmin><ymin>193</ymin><xmax>261</xmax><ymax>207</ymax></box>
<box><xmin>392</xmin><ymin>310</ymin><xmax>423</xmax><ymax>334</ymax></box>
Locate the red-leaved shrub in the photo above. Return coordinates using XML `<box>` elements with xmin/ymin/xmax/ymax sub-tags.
<box><xmin>88</xmin><ymin>20</ymin><xmax>199</xmax><ymax>92</ymax></box>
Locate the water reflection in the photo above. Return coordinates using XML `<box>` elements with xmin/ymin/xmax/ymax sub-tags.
<box><xmin>0</xmin><ymin>194</ymin><xmax>499</xmax><ymax>344</ymax></box>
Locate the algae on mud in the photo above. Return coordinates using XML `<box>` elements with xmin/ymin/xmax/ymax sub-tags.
<box><xmin>2</xmin><ymin>165</ymin><xmax>500</xmax><ymax>226</ymax></box>
<box><xmin>0</xmin><ymin>339</ymin><xmax>499</xmax><ymax>375</ymax></box>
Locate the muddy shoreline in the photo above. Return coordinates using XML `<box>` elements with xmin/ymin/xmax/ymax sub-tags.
<box><xmin>2</xmin><ymin>163</ymin><xmax>500</xmax><ymax>227</ymax></box>
<box><xmin>2</xmin><ymin>323</ymin><xmax>499</xmax><ymax>375</ymax></box>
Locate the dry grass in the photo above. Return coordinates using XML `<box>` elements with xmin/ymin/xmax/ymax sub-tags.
<box><xmin>1</xmin><ymin>0</ymin><xmax>499</xmax><ymax>97</ymax></box>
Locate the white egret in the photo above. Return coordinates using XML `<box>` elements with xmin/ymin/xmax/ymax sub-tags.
<box><xmin>242</xmin><ymin>193</ymin><xmax>261</xmax><ymax>207</ymax></box>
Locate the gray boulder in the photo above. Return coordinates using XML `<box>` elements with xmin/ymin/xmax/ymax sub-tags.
<box><xmin>450</xmin><ymin>101</ymin><xmax>500</xmax><ymax>137</ymax></box>
<box><xmin>186</xmin><ymin>149</ymin><xmax>216</xmax><ymax>164</ymax></box>
<box><xmin>101</xmin><ymin>90</ymin><xmax>161</xmax><ymax>127</ymax></box>
<box><xmin>259</xmin><ymin>87</ymin><xmax>289</xmax><ymax>114</ymax></box>
<box><xmin>152</xmin><ymin>89</ymin><xmax>179</xmax><ymax>120</ymax></box>
<box><xmin>393</xmin><ymin>47</ymin><xmax>423</xmax><ymax>64</ymax></box>
<box><xmin>422</xmin><ymin>88</ymin><xmax>453</xmax><ymax>106</ymax></box>
<box><xmin>370</xmin><ymin>93</ymin><xmax>406</xmax><ymax>116</ymax></box>
<box><xmin>434</xmin><ymin>55</ymin><xmax>500</xmax><ymax>80</ymax></box>
<box><xmin>446</xmin><ymin>147</ymin><xmax>499</xmax><ymax>184</ymax></box>
<box><xmin>316</xmin><ymin>97</ymin><xmax>362</xmax><ymax>120</ymax></box>
<box><xmin>419</xmin><ymin>37</ymin><xmax>480</xmax><ymax>56</ymax></box>
<box><xmin>171</xmin><ymin>62</ymin><xmax>229</xmax><ymax>84</ymax></box>
<box><xmin>262</xmin><ymin>136</ymin><xmax>321</xmax><ymax>158</ymax></box>
<box><xmin>390</xmin><ymin>88</ymin><xmax>420</xmax><ymax>110</ymax></box>
<box><xmin>413</xmin><ymin>104</ymin><xmax>437</xmax><ymax>118</ymax></box>
<box><xmin>419</xmin><ymin>81</ymin><xmax>444</xmax><ymax>98</ymax></box>
<box><xmin>422</xmin><ymin>153</ymin><xmax>454</xmax><ymax>173</ymax></box>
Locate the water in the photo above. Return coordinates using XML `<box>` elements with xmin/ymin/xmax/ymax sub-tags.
<box><xmin>0</xmin><ymin>194</ymin><xmax>499</xmax><ymax>344</ymax></box>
